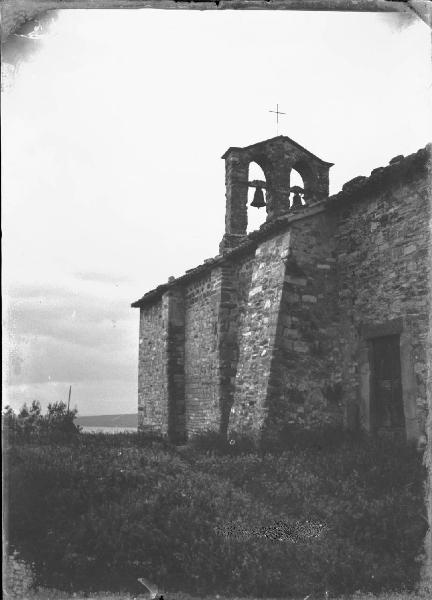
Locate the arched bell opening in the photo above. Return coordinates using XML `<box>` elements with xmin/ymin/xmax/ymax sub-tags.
<box><xmin>290</xmin><ymin>159</ymin><xmax>318</xmax><ymax>206</ymax></box>
<box><xmin>247</xmin><ymin>161</ymin><xmax>268</xmax><ymax>233</ymax></box>
<box><xmin>289</xmin><ymin>167</ymin><xmax>306</xmax><ymax>209</ymax></box>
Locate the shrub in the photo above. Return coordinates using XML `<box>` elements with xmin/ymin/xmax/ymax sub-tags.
<box><xmin>3</xmin><ymin>401</ymin><xmax>81</xmax><ymax>444</ymax></box>
<box><xmin>5</xmin><ymin>433</ymin><xmax>428</xmax><ymax>598</ymax></box>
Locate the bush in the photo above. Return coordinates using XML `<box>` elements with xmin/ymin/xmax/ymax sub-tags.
<box><xmin>3</xmin><ymin>401</ymin><xmax>81</xmax><ymax>444</ymax></box>
<box><xmin>7</xmin><ymin>443</ymin><xmax>265</xmax><ymax>594</ymax></box>
<box><xmin>6</xmin><ymin>433</ymin><xmax>428</xmax><ymax>598</ymax></box>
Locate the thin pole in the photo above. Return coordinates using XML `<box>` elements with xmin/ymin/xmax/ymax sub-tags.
<box><xmin>67</xmin><ymin>385</ymin><xmax>71</xmax><ymax>413</ymax></box>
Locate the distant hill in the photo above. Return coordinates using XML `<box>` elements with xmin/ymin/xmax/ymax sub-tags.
<box><xmin>75</xmin><ymin>413</ymin><xmax>138</xmax><ymax>428</ymax></box>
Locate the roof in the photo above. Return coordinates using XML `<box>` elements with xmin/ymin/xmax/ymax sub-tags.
<box><xmin>221</xmin><ymin>134</ymin><xmax>334</xmax><ymax>166</ymax></box>
<box><xmin>328</xmin><ymin>142</ymin><xmax>431</xmax><ymax>207</ymax></box>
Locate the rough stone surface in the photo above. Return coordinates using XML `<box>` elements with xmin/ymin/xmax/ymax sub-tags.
<box><xmin>422</xmin><ymin>199</ymin><xmax>432</xmax><ymax>593</ymax></box>
<box><xmin>333</xmin><ymin>169</ymin><xmax>430</xmax><ymax>440</ymax></box>
<box><xmin>3</xmin><ymin>552</ymin><xmax>34</xmax><ymax>598</ymax></box>
<box><xmin>137</xmin><ymin>301</ymin><xmax>168</xmax><ymax>434</ymax></box>
<box><xmin>229</xmin><ymin>231</ymin><xmax>290</xmax><ymax>435</ymax></box>
<box><xmin>183</xmin><ymin>270</ymin><xmax>221</xmax><ymax>435</ymax></box>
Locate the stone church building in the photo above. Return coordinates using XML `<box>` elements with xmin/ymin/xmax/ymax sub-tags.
<box><xmin>132</xmin><ymin>135</ymin><xmax>430</xmax><ymax>444</ymax></box>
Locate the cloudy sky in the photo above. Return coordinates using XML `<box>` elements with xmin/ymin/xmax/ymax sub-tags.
<box><xmin>2</xmin><ymin>8</ymin><xmax>431</xmax><ymax>416</ymax></box>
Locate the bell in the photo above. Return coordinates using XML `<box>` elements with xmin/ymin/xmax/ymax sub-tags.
<box><xmin>250</xmin><ymin>186</ymin><xmax>266</xmax><ymax>208</ymax></box>
<box><xmin>291</xmin><ymin>192</ymin><xmax>303</xmax><ymax>209</ymax></box>
<box><xmin>290</xmin><ymin>185</ymin><xmax>304</xmax><ymax>210</ymax></box>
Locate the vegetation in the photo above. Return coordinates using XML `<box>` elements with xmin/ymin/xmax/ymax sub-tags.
<box><xmin>3</xmin><ymin>401</ymin><xmax>81</xmax><ymax>444</ymax></box>
<box><xmin>4</xmin><ymin>416</ymin><xmax>428</xmax><ymax>599</ymax></box>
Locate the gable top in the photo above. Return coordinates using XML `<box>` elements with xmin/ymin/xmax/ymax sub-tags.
<box><xmin>221</xmin><ymin>134</ymin><xmax>334</xmax><ymax>166</ymax></box>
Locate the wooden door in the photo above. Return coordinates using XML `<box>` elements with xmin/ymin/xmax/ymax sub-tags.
<box><xmin>371</xmin><ymin>335</ymin><xmax>404</xmax><ymax>429</ymax></box>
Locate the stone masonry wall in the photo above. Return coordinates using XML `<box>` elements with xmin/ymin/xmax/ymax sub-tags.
<box><xmin>166</xmin><ymin>287</ymin><xmax>186</xmax><ymax>442</ymax></box>
<box><xmin>138</xmin><ymin>301</ymin><xmax>168</xmax><ymax>434</ymax></box>
<box><xmin>183</xmin><ymin>269</ymin><xmax>222</xmax><ymax>436</ymax></box>
<box><xmin>423</xmin><ymin>199</ymin><xmax>432</xmax><ymax>590</ymax></box>
<box><xmin>217</xmin><ymin>254</ymin><xmax>255</xmax><ymax>435</ymax></box>
<box><xmin>228</xmin><ymin>207</ymin><xmax>345</xmax><ymax>438</ymax></box>
<box><xmin>229</xmin><ymin>231</ymin><xmax>291</xmax><ymax>436</ymax></box>
<box><xmin>267</xmin><ymin>209</ymin><xmax>343</xmax><ymax>434</ymax></box>
<box><xmin>4</xmin><ymin>551</ymin><xmax>34</xmax><ymax>598</ymax></box>
<box><xmin>334</xmin><ymin>169</ymin><xmax>430</xmax><ymax>438</ymax></box>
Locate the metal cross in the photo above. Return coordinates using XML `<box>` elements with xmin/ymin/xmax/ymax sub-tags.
<box><xmin>269</xmin><ymin>103</ymin><xmax>286</xmax><ymax>136</ymax></box>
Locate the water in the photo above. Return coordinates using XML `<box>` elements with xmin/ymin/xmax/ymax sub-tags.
<box><xmin>80</xmin><ymin>426</ymin><xmax>137</xmax><ymax>434</ymax></box>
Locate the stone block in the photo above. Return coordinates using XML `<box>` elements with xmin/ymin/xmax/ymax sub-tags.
<box><xmin>302</xmin><ymin>295</ymin><xmax>317</xmax><ymax>303</ymax></box>
<box><xmin>285</xmin><ymin>275</ymin><xmax>307</xmax><ymax>285</ymax></box>
<box><xmin>404</xmin><ymin>243</ymin><xmax>417</xmax><ymax>255</ymax></box>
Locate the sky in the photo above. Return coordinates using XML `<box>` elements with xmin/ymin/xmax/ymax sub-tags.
<box><xmin>2</xmin><ymin>8</ymin><xmax>431</xmax><ymax>416</ymax></box>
